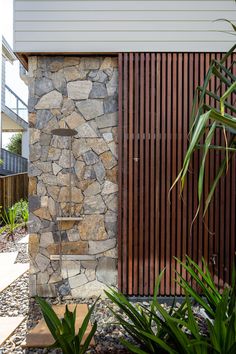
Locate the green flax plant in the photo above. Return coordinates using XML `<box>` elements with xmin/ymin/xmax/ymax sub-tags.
<box><xmin>0</xmin><ymin>206</ymin><xmax>21</xmax><ymax>241</ymax></box>
<box><xmin>172</xmin><ymin>21</ymin><xmax>236</xmax><ymax>219</ymax></box>
<box><xmin>36</xmin><ymin>297</ymin><xmax>97</xmax><ymax>354</ymax></box>
<box><xmin>175</xmin><ymin>256</ymin><xmax>222</xmax><ymax>319</ymax></box>
<box><xmin>106</xmin><ymin>258</ymin><xmax>236</xmax><ymax>353</ymax></box>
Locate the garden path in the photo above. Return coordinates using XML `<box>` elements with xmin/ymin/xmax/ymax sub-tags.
<box><xmin>0</xmin><ymin>236</ymin><xmax>29</xmax><ymax>347</ymax></box>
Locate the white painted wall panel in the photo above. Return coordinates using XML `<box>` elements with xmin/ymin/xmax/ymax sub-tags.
<box><xmin>13</xmin><ymin>0</ymin><xmax>236</xmax><ymax>53</ymax></box>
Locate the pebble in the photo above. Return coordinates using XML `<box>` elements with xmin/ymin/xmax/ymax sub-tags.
<box><xmin>0</xmin><ymin>231</ymin><xmax>208</xmax><ymax>353</ymax></box>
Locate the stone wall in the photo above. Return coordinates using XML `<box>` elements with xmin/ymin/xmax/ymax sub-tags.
<box><xmin>28</xmin><ymin>56</ymin><xmax>118</xmax><ymax>298</ymax></box>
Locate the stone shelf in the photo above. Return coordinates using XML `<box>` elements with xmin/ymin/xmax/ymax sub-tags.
<box><xmin>56</xmin><ymin>216</ymin><xmax>84</xmax><ymax>221</ymax></box>
<box><xmin>50</xmin><ymin>255</ymin><xmax>96</xmax><ymax>261</ymax></box>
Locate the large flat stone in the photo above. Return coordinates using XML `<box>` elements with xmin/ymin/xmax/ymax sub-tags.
<box><xmin>78</xmin><ymin>215</ymin><xmax>107</xmax><ymax>241</ymax></box>
<box><xmin>88</xmin><ymin>238</ymin><xmax>116</xmax><ymax>255</ymax></box>
<box><xmin>76</xmin><ymin>99</ymin><xmax>104</xmax><ymax>120</ymax></box>
<box><xmin>67</xmin><ymin>80</ymin><xmax>92</xmax><ymax>100</ymax></box>
<box><xmin>47</xmin><ymin>241</ymin><xmax>88</xmax><ymax>255</ymax></box>
<box><xmin>69</xmin><ymin>274</ymin><xmax>88</xmax><ymax>289</ymax></box>
<box><xmin>71</xmin><ymin>280</ymin><xmax>107</xmax><ymax>298</ymax></box>
<box><xmin>95</xmin><ymin>112</ymin><xmax>118</xmax><ymax>129</ymax></box>
<box><xmin>35</xmin><ymin>90</ymin><xmax>63</xmax><ymax>109</ymax></box>
<box><xmin>84</xmin><ymin>195</ymin><xmax>106</xmax><ymax>214</ymax></box>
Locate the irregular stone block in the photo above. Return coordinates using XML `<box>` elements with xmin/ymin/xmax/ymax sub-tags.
<box><xmin>76</xmin><ymin>123</ymin><xmax>97</xmax><ymax>138</ymax></box>
<box><xmin>34</xmin><ymin>208</ymin><xmax>52</xmax><ymax>221</ymax></box>
<box><xmin>100</xmin><ymin>151</ymin><xmax>117</xmax><ymax>170</ymax></box>
<box><xmin>67</xmin><ymin>229</ymin><xmax>80</xmax><ymax>242</ymax></box>
<box><xmin>84</xmin><ymin>166</ymin><xmax>96</xmax><ymax>180</ymax></box>
<box><xmin>47</xmin><ymin>185</ymin><xmax>60</xmax><ymax>200</ymax></box>
<box><xmin>89</xmin><ymin>82</ymin><xmax>107</xmax><ymax>99</ymax></box>
<box><xmin>59</xmin><ymin>149</ymin><xmax>75</xmax><ymax>169</ymax></box>
<box><xmin>37</xmin><ymin>284</ymin><xmax>56</xmax><ymax>297</ymax></box>
<box><xmin>76</xmin><ymin>99</ymin><xmax>104</xmax><ymax>120</ymax></box>
<box><xmin>102</xmin><ymin>132</ymin><xmax>113</xmax><ymax>143</ymax></box>
<box><xmin>106</xmin><ymin>166</ymin><xmax>118</xmax><ymax>184</ymax></box>
<box><xmin>30</xmin><ymin>143</ymin><xmax>41</xmax><ymax>162</ymax></box>
<box><xmin>104</xmin><ymin>95</ymin><xmax>118</xmax><ymax>114</ymax></box>
<box><xmin>106</xmin><ymin>69</ymin><xmax>118</xmax><ymax>96</ymax></box>
<box><xmin>73</xmin><ymin>139</ymin><xmax>90</xmax><ymax>157</ymax></box>
<box><xmin>69</xmin><ymin>274</ymin><xmax>88</xmax><ymax>289</ymax></box>
<box><xmin>37</xmin><ymin>271</ymin><xmax>50</xmax><ymax>285</ymax></box>
<box><xmin>52</xmin><ymin>163</ymin><xmax>62</xmax><ymax>175</ymax></box>
<box><xmin>61</xmin><ymin>98</ymin><xmax>75</xmax><ymax>116</ymax></box>
<box><xmin>47</xmin><ymin>241</ymin><xmax>88</xmax><ymax>255</ymax></box>
<box><xmin>30</xmin><ymin>128</ymin><xmax>41</xmax><ymax>144</ymax></box>
<box><xmin>63</xmin><ymin>57</ymin><xmax>80</xmax><ymax>67</ymax></box>
<box><xmin>88</xmin><ymin>70</ymin><xmax>108</xmax><ymax>83</ymax></box>
<box><xmin>88</xmin><ymin>238</ymin><xmax>116</xmax><ymax>255</ymax></box>
<box><xmin>93</xmin><ymin>161</ymin><xmax>106</xmax><ymax>183</ymax></box>
<box><xmin>29</xmin><ymin>195</ymin><xmax>41</xmax><ymax>212</ymax></box>
<box><xmin>83</xmin><ymin>181</ymin><xmax>101</xmax><ymax>196</ymax></box>
<box><xmin>103</xmin><ymin>193</ymin><xmax>118</xmax><ymax>213</ymax></box>
<box><xmin>105</xmin><ymin>210</ymin><xmax>117</xmax><ymax>238</ymax></box>
<box><xmin>67</xmin><ymin>80</ymin><xmax>92</xmax><ymax>100</ymax></box>
<box><xmin>58</xmin><ymin>186</ymin><xmax>83</xmax><ymax>203</ymax></box>
<box><xmin>79</xmin><ymin>57</ymin><xmax>101</xmax><ymax>70</ymax></box>
<box><xmin>108</xmin><ymin>141</ymin><xmax>118</xmax><ymax>159</ymax></box>
<box><xmin>35</xmin><ymin>90</ymin><xmax>63</xmax><ymax>109</ymax></box>
<box><xmin>71</xmin><ymin>279</ymin><xmax>107</xmax><ymax>298</ymax></box>
<box><xmin>97</xmin><ymin>257</ymin><xmax>117</xmax><ymax>286</ymax></box>
<box><xmin>78</xmin><ymin>215</ymin><xmax>107</xmax><ymax>241</ymax></box>
<box><xmin>28</xmin><ymin>234</ymin><xmax>39</xmax><ymax>259</ymax></box>
<box><xmin>74</xmin><ymin>160</ymin><xmax>86</xmax><ymax>180</ymax></box>
<box><xmin>64</xmin><ymin>66</ymin><xmax>86</xmax><ymax>81</ymax></box>
<box><xmin>100</xmin><ymin>57</ymin><xmax>118</xmax><ymax>70</ymax></box>
<box><xmin>86</xmin><ymin>138</ymin><xmax>109</xmax><ymax>155</ymax></box>
<box><xmin>65</xmin><ymin>111</ymin><xmax>85</xmax><ymax>129</ymax></box>
<box><xmin>51</xmin><ymin>69</ymin><xmax>67</xmax><ymax>95</ymax></box>
<box><xmin>104</xmin><ymin>247</ymin><xmax>118</xmax><ymax>258</ymax></box>
<box><xmin>102</xmin><ymin>181</ymin><xmax>118</xmax><ymax>195</ymax></box>
<box><xmin>95</xmin><ymin>112</ymin><xmax>118</xmax><ymax>129</ymax></box>
<box><xmin>40</xmin><ymin>232</ymin><xmax>54</xmax><ymax>248</ymax></box>
<box><xmin>35</xmin><ymin>253</ymin><xmax>50</xmax><ymax>272</ymax></box>
<box><xmin>35</xmin><ymin>77</ymin><xmax>54</xmax><ymax>97</ymax></box>
<box><xmin>61</xmin><ymin>261</ymin><xmax>81</xmax><ymax>279</ymax></box>
<box><xmin>56</xmin><ymin>280</ymin><xmax>71</xmax><ymax>296</ymax></box>
<box><xmin>83</xmin><ymin>151</ymin><xmax>99</xmax><ymax>165</ymax></box>
<box><xmin>29</xmin><ymin>177</ymin><xmax>37</xmax><ymax>196</ymax></box>
<box><xmin>84</xmin><ymin>195</ymin><xmax>106</xmax><ymax>214</ymax></box>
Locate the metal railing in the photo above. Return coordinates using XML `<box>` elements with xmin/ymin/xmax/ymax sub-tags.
<box><xmin>0</xmin><ymin>148</ymin><xmax>28</xmax><ymax>175</ymax></box>
<box><xmin>4</xmin><ymin>85</ymin><xmax>28</xmax><ymax>121</ymax></box>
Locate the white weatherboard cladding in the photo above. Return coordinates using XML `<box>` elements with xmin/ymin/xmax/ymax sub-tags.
<box><xmin>14</xmin><ymin>1</ymin><xmax>236</xmax><ymax>53</ymax></box>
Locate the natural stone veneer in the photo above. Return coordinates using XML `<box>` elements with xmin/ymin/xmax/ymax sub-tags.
<box><xmin>28</xmin><ymin>56</ymin><xmax>118</xmax><ymax>298</ymax></box>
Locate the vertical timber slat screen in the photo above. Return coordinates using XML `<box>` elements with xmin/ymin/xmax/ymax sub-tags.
<box><xmin>118</xmin><ymin>52</ymin><xmax>236</xmax><ymax>297</ymax></box>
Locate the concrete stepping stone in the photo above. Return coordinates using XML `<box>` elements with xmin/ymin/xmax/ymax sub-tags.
<box><xmin>0</xmin><ymin>263</ymin><xmax>29</xmax><ymax>293</ymax></box>
<box><xmin>17</xmin><ymin>234</ymin><xmax>29</xmax><ymax>244</ymax></box>
<box><xmin>0</xmin><ymin>316</ymin><xmax>25</xmax><ymax>346</ymax></box>
<box><xmin>22</xmin><ymin>304</ymin><xmax>95</xmax><ymax>348</ymax></box>
<box><xmin>0</xmin><ymin>252</ymin><xmax>18</xmax><ymax>265</ymax></box>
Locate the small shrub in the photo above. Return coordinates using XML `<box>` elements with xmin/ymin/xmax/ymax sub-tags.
<box><xmin>13</xmin><ymin>199</ymin><xmax>29</xmax><ymax>224</ymax></box>
<box><xmin>106</xmin><ymin>258</ymin><xmax>236</xmax><ymax>354</ymax></box>
<box><xmin>36</xmin><ymin>297</ymin><xmax>97</xmax><ymax>354</ymax></box>
<box><xmin>0</xmin><ymin>206</ymin><xmax>21</xmax><ymax>241</ymax></box>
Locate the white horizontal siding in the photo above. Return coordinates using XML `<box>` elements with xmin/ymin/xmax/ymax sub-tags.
<box><xmin>13</xmin><ymin>0</ymin><xmax>236</xmax><ymax>53</ymax></box>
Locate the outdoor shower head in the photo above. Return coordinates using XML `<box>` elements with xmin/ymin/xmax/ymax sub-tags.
<box><xmin>51</xmin><ymin>128</ymin><xmax>77</xmax><ymax>137</ymax></box>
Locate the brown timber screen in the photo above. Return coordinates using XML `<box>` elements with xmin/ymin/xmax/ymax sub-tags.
<box><xmin>118</xmin><ymin>53</ymin><xmax>236</xmax><ymax>297</ymax></box>
<box><xmin>0</xmin><ymin>173</ymin><xmax>28</xmax><ymax>209</ymax></box>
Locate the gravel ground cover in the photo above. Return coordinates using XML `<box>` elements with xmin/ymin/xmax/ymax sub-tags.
<box><xmin>0</xmin><ymin>231</ymin><xmax>207</xmax><ymax>354</ymax></box>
